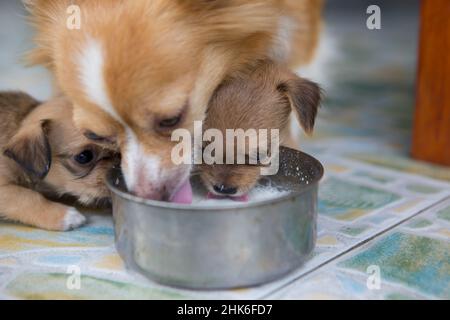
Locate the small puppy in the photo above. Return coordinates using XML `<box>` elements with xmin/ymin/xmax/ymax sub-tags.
<box><xmin>200</xmin><ymin>61</ymin><xmax>321</xmax><ymax>199</ymax></box>
<box><xmin>0</xmin><ymin>92</ymin><xmax>117</xmax><ymax>231</ymax></box>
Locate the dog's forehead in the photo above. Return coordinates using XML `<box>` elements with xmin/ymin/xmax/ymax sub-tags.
<box><xmin>77</xmin><ymin>37</ymin><xmax>196</xmax><ymax>126</ymax></box>
<box><xmin>47</xmin><ymin>118</ymin><xmax>89</xmax><ymax>152</ymax></box>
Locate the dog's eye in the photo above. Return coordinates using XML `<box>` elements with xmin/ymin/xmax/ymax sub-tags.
<box><xmin>84</xmin><ymin>131</ymin><xmax>107</xmax><ymax>142</ymax></box>
<box><xmin>155</xmin><ymin>102</ymin><xmax>187</xmax><ymax>134</ymax></box>
<box><xmin>158</xmin><ymin>115</ymin><xmax>181</xmax><ymax>128</ymax></box>
<box><xmin>74</xmin><ymin>150</ymin><xmax>95</xmax><ymax>165</ymax></box>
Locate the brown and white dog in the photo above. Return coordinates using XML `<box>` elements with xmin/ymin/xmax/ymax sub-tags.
<box><xmin>200</xmin><ymin>60</ymin><xmax>321</xmax><ymax>199</ymax></box>
<box><xmin>0</xmin><ymin>92</ymin><xmax>117</xmax><ymax>231</ymax></box>
<box><xmin>25</xmin><ymin>0</ymin><xmax>323</xmax><ymax>201</ymax></box>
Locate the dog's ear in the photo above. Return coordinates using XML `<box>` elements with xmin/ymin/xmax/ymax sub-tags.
<box><xmin>4</xmin><ymin>120</ymin><xmax>52</xmax><ymax>179</ymax></box>
<box><xmin>277</xmin><ymin>76</ymin><xmax>322</xmax><ymax>135</ymax></box>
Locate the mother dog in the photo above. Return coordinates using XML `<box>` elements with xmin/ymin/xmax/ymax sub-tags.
<box><xmin>25</xmin><ymin>0</ymin><xmax>322</xmax><ymax>201</ymax></box>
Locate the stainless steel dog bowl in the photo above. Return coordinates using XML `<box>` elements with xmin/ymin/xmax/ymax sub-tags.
<box><xmin>106</xmin><ymin>147</ymin><xmax>323</xmax><ymax>289</ymax></box>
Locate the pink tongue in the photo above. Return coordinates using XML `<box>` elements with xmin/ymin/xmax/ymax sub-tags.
<box><xmin>232</xmin><ymin>194</ymin><xmax>249</xmax><ymax>202</ymax></box>
<box><xmin>170</xmin><ymin>180</ymin><xmax>193</xmax><ymax>204</ymax></box>
<box><xmin>207</xmin><ymin>192</ymin><xmax>224</xmax><ymax>200</ymax></box>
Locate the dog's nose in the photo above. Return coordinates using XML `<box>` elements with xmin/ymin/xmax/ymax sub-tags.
<box><xmin>213</xmin><ymin>184</ymin><xmax>237</xmax><ymax>195</ymax></box>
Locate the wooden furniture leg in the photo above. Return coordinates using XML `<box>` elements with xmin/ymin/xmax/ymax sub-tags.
<box><xmin>412</xmin><ymin>0</ymin><xmax>450</xmax><ymax>166</ymax></box>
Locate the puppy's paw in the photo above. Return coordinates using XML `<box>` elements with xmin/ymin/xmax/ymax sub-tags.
<box><xmin>62</xmin><ymin>208</ymin><xmax>87</xmax><ymax>231</ymax></box>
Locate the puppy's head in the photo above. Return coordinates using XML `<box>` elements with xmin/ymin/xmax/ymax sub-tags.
<box><xmin>4</xmin><ymin>97</ymin><xmax>118</xmax><ymax>206</ymax></box>
<box><xmin>26</xmin><ymin>0</ymin><xmax>281</xmax><ymax>200</ymax></box>
<box><xmin>200</xmin><ymin>61</ymin><xmax>321</xmax><ymax>198</ymax></box>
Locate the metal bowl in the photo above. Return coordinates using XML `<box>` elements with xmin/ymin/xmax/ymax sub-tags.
<box><xmin>106</xmin><ymin>147</ymin><xmax>323</xmax><ymax>289</ymax></box>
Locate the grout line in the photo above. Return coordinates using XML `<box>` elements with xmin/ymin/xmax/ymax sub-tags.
<box><xmin>261</xmin><ymin>195</ymin><xmax>450</xmax><ymax>299</ymax></box>
<box><xmin>0</xmin><ymin>246</ymin><xmax>115</xmax><ymax>259</ymax></box>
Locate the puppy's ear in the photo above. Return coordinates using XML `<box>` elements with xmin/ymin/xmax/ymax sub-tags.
<box><xmin>277</xmin><ymin>77</ymin><xmax>322</xmax><ymax>134</ymax></box>
<box><xmin>4</xmin><ymin>120</ymin><xmax>52</xmax><ymax>179</ymax></box>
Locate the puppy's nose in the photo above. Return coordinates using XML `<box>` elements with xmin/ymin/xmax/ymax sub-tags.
<box><xmin>213</xmin><ymin>184</ymin><xmax>237</xmax><ymax>195</ymax></box>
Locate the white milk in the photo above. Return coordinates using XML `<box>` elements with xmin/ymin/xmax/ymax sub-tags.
<box><xmin>191</xmin><ymin>185</ymin><xmax>290</xmax><ymax>207</ymax></box>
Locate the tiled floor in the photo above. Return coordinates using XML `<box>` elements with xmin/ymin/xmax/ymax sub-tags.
<box><xmin>0</xmin><ymin>1</ymin><xmax>449</xmax><ymax>299</ymax></box>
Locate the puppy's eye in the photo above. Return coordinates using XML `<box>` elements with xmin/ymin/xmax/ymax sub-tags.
<box><xmin>158</xmin><ymin>115</ymin><xmax>181</xmax><ymax>129</ymax></box>
<box><xmin>84</xmin><ymin>131</ymin><xmax>106</xmax><ymax>142</ymax></box>
<box><xmin>74</xmin><ymin>150</ymin><xmax>95</xmax><ymax>165</ymax></box>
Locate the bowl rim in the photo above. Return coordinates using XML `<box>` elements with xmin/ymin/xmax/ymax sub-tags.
<box><xmin>106</xmin><ymin>149</ymin><xmax>324</xmax><ymax>211</ymax></box>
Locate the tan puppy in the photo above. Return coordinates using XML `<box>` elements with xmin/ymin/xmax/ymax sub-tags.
<box><xmin>0</xmin><ymin>92</ymin><xmax>117</xmax><ymax>231</ymax></box>
<box><xmin>24</xmin><ymin>0</ymin><xmax>323</xmax><ymax>201</ymax></box>
<box><xmin>200</xmin><ymin>60</ymin><xmax>321</xmax><ymax>198</ymax></box>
